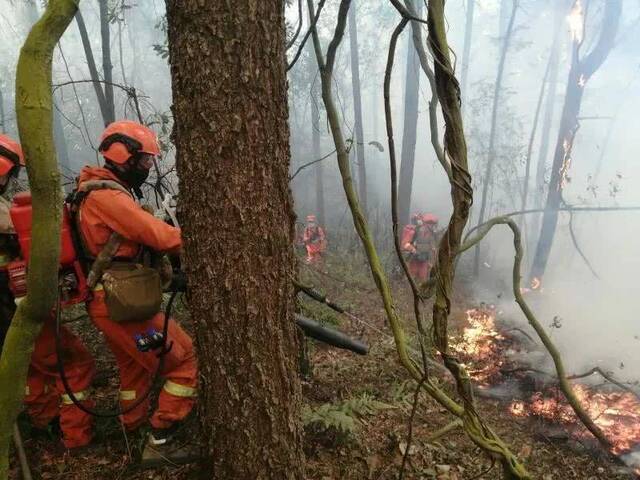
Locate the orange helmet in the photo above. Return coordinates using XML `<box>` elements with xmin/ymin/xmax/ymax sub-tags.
<box><xmin>98</xmin><ymin>120</ymin><xmax>160</xmax><ymax>165</ymax></box>
<box><xmin>306</xmin><ymin>214</ymin><xmax>317</xmax><ymax>223</ymax></box>
<box><xmin>422</xmin><ymin>213</ymin><xmax>438</xmax><ymax>224</ymax></box>
<box><xmin>0</xmin><ymin>134</ymin><xmax>25</xmax><ymax>176</ymax></box>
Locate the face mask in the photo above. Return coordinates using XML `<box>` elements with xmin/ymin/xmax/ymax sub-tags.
<box><xmin>109</xmin><ymin>162</ymin><xmax>150</xmax><ymax>199</ymax></box>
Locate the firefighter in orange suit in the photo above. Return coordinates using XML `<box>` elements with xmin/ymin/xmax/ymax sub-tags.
<box><xmin>401</xmin><ymin>213</ymin><xmax>438</xmax><ymax>282</ymax></box>
<box><xmin>302</xmin><ymin>214</ymin><xmax>327</xmax><ymax>264</ymax></box>
<box><xmin>0</xmin><ymin>134</ymin><xmax>96</xmax><ymax>449</ymax></box>
<box><xmin>76</xmin><ymin>121</ymin><xmax>197</xmax><ymax>451</ymax></box>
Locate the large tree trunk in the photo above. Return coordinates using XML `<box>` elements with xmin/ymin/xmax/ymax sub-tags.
<box><xmin>0</xmin><ymin>0</ymin><xmax>76</xmax><ymax>475</ymax></box>
<box><xmin>348</xmin><ymin>0</ymin><xmax>368</xmax><ymax>217</ymax></box>
<box><xmin>165</xmin><ymin>2</ymin><xmax>304</xmax><ymax>478</ymax></box>
<box><xmin>473</xmin><ymin>0</ymin><xmax>518</xmax><ymax>276</ymax></box>
<box><xmin>460</xmin><ymin>0</ymin><xmax>475</xmax><ymax>102</ymax></box>
<box><xmin>98</xmin><ymin>0</ymin><xmax>115</xmax><ymax>124</ymax></box>
<box><xmin>397</xmin><ymin>0</ymin><xmax>422</xmax><ymax>227</ymax></box>
<box><xmin>530</xmin><ymin>0</ymin><xmax>622</xmax><ymax>281</ymax></box>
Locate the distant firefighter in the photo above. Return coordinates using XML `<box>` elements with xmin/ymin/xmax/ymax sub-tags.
<box><xmin>303</xmin><ymin>214</ymin><xmax>327</xmax><ymax>264</ymax></box>
<box><xmin>401</xmin><ymin>213</ymin><xmax>438</xmax><ymax>282</ymax></box>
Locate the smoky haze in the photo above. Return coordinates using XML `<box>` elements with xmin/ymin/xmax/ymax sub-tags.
<box><xmin>287</xmin><ymin>0</ymin><xmax>640</xmax><ymax>384</ymax></box>
<box><xmin>0</xmin><ymin>0</ymin><xmax>638</xmax><ymax>383</ymax></box>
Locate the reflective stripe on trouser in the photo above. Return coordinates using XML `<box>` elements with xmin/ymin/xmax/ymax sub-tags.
<box><xmin>88</xmin><ymin>290</ymin><xmax>198</xmax><ymax>431</ymax></box>
<box><xmin>26</xmin><ymin>321</ymin><xmax>95</xmax><ymax>448</ymax></box>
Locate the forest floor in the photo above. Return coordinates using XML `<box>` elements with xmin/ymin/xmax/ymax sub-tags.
<box><xmin>9</xmin><ymin>250</ymin><xmax>637</xmax><ymax>480</ymax></box>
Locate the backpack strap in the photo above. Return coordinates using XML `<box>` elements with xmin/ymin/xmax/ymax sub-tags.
<box><xmin>67</xmin><ymin>179</ymin><xmax>132</xmax><ymax>289</ymax></box>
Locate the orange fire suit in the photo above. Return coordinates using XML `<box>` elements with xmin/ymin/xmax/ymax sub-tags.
<box><xmin>303</xmin><ymin>225</ymin><xmax>326</xmax><ymax>264</ymax></box>
<box><xmin>25</xmin><ymin>321</ymin><xmax>95</xmax><ymax>448</ymax></box>
<box><xmin>77</xmin><ymin>166</ymin><xmax>197</xmax><ymax>431</ymax></box>
<box><xmin>0</xmin><ymin>192</ymin><xmax>95</xmax><ymax>449</ymax></box>
<box><xmin>401</xmin><ymin>224</ymin><xmax>436</xmax><ymax>282</ymax></box>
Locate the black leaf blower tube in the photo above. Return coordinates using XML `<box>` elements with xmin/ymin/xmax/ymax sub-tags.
<box><xmin>171</xmin><ymin>271</ymin><xmax>368</xmax><ymax>355</ymax></box>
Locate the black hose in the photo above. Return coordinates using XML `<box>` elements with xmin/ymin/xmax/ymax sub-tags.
<box><xmin>55</xmin><ymin>290</ymin><xmax>177</xmax><ymax>418</ymax></box>
<box><xmin>295</xmin><ymin>314</ymin><xmax>368</xmax><ymax>355</ymax></box>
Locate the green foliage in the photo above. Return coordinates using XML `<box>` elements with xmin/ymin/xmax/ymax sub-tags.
<box><xmin>303</xmin><ymin>393</ymin><xmax>393</xmax><ymax>436</ymax></box>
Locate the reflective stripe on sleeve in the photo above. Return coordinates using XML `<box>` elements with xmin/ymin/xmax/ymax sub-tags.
<box><xmin>119</xmin><ymin>390</ymin><xmax>136</xmax><ymax>401</ymax></box>
<box><xmin>163</xmin><ymin>380</ymin><xmax>196</xmax><ymax>398</ymax></box>
<box><xmin>61</xmin><ymin>390</ymin><xmax>87</xmax><ymax>405</ymax></box>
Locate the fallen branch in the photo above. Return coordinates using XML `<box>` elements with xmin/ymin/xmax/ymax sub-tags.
<box><xmin>460</xmin><ymin>217</ymin><xmax>614</xmax><ymax>452</ymax></box>
<box><xmin>425</xmin><ymin>419</ymin><xmax>463</xmax><ymax>444</ymax></box>
<box><xmin>289</xmin><ymin>147</ymin><xmax>339</xmax><ymax>180</ymax></box>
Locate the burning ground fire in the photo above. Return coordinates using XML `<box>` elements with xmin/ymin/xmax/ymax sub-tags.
<box><xmin>453</xmin><ymin>304</ymin><xmax>640</xmax><ymax>471</ymax></box>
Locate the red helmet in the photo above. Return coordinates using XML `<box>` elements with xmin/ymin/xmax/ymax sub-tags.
<box><xmin>0</xmin><ymin>134</ymin><xmax>25</xmax><ymax>176</ymax></box>
<box><xmin>98</xmin><ymin>120</ymin><xmax>160</xmax><ymax>165</ymax></box>
<box><xmin>422</xmin><ymin>213</ymin><xmax>438</xmax><ymax>224</ymax></box>
<box><xmin>306</xmin><ymin>214</ymin><xmax>317</xmax><ymax>223</ymax></box>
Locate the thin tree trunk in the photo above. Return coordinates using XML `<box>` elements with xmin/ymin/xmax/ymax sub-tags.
<box><xmin>0</xmin><ymin>87</ymin><xmax>4</xmax><ymax>133</ymax></box>
<box><xmin>165</xmin><ymin>1</ymin><xmax>304</xmax><ymax>478</ymax></box>
<box><xmin>473</xmin><ymin>0</ymin><xmax>518</xmax><ymax>276</ymax></box>
<box><xmin>530</xmin><ymin>0</ymin><xmax>622</xmax><ymax>281</ymax></box>
<box><xmin>53</xmin><ymin>109</ymin><xmax>71</xmax><ymax>174</ymax></box>
<box><xmin>520</xmin><ymin>51</ymin><xmax>553</xmax><ymax>225</ymax></box>
<box><xmin>460</xmin><ymin>0</ymin><xmax>475</xmax><ymax>102</ymax></box>
<box><xmin>99</xmin><ymin>0</ymin><xmax>115</xmax><ymax>124</ymax></box>
<box><xmin>0</xmin><ymin>0</ymin><xmax>76</xmax><ymax>475</ymax></box>
<box><xmin>530</xmin><ymin>1</ymin><xmax>566</xmax><ymax>250</ymax></box>
<box><xmin>75</xmin><ymin>10</ymin><xmax>110</xmax><ymax>126</ymax></box>
<box><xmin>398</xmin><ymin>0</ymin><xmax>422</xmax><ymax>227</ymax></box>
<box><xmin>348</xmin><ymin>0</ymin><xmax>367</xmax><ymax>217</ymax></box>
<box><xmin>312</xmin><ymin>90</ymin><xmax>325</xmax><ymax>225</ymax></box>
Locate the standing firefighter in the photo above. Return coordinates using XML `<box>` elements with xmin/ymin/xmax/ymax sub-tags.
<box><xmin>0</xmin><ymin>134</ymin><xmax>96</xmax><ymax>450</ymax></box>
<box><xmin>401</xmin><ymin>213</ymin><xmax>439</xmax><ymax>282</ymax></box>
<box><xmin>73</xmin><ymin>121</ymin><xmax>197</xmax><ymax>455</ymax></box>
<box><xmin>303</xmin><ymin>214</ymin><xmax>327</xmax><ymax>264</ymax></box>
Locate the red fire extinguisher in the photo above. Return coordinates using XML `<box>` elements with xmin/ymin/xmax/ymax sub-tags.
<box><xmin>8</xmin><ymin>192</ymin><xmax>88</xmax><ymax>306</ymax></box>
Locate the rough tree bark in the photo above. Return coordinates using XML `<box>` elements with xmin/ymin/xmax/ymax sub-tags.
<box><xmin>530</xmin><ymin>0</ymin><xmax>622</xmax><ymax>281</ymax></box>
<box><xmin>348</xmin><ymin>0</ymin><xmax>368</xmax><ymax>217</ymax></box>
<box><xmin>473</xmin><ymin>0</ymin><xmax>518</xmax><ymax>276</ymax></box>
<box><xmin>98</xmin><ymin>0</ymin><xmax>115</xmax><ymax>124</ymax></box>
<box><xmin>397</xmin><ymin>0</ymin><xmax>422</xmax><ymax>227</ymax></box>
<box><xmin>0</xmin><ymin>0</ymin><xmax>76</xmax><ymax>476</ymax></box>
<box><xmin>460</xmin><ymin>0</ymin><xmax>475</xmax><ymax>102</ymax></box>
<box><xmin>165</xmin><ymin>2</ymin><xmax>304</xmax><ymax>478</ymax></box>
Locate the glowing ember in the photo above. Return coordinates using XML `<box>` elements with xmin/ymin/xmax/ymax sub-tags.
<box><xmin>578</xmin><ymin>74</ymin><xmax>586</xmax><ymax>87</ymax></box>
<box><xmin>568</xmin><ymin>0</ymin><xmax>584</xmax><ymax>43</ymax></box>
<box><xmin>456</xmin><ymin>303</ymin><xmax>640</xmax><ymax>462</ymax></box>
<box><xmin>559</xmin><ymin>139</ymin><xmax>573</xmax><ymax>190</ymax></box>
<box><xmin>511</xmin><ymin>384</ymin><xmax>640</xmax><ymax>454</ymax></box>
<box><xmin>531</xmin><ymin>277</ymin><xmax>541</xmax><ymax>290</ymax></box>
<box><xmin>453</xmin><ymin>306</ymin><xmax>505</xmax><ymax>384</ymax></box>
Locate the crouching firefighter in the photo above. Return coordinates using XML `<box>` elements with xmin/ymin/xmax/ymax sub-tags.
<box><xmin>401</xmin><ymin>213</ymin><xmax>439</xmax><ymax>283</ymax></box>
<box><xmin>68</xmin><ymin>120</ymin><xmax>198</xmax><ymax>457</ymax></box>
<box><xmin>0</xmin><ymin>134</ymin><xmax>96</xmax><ymax>450</ymax></box>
